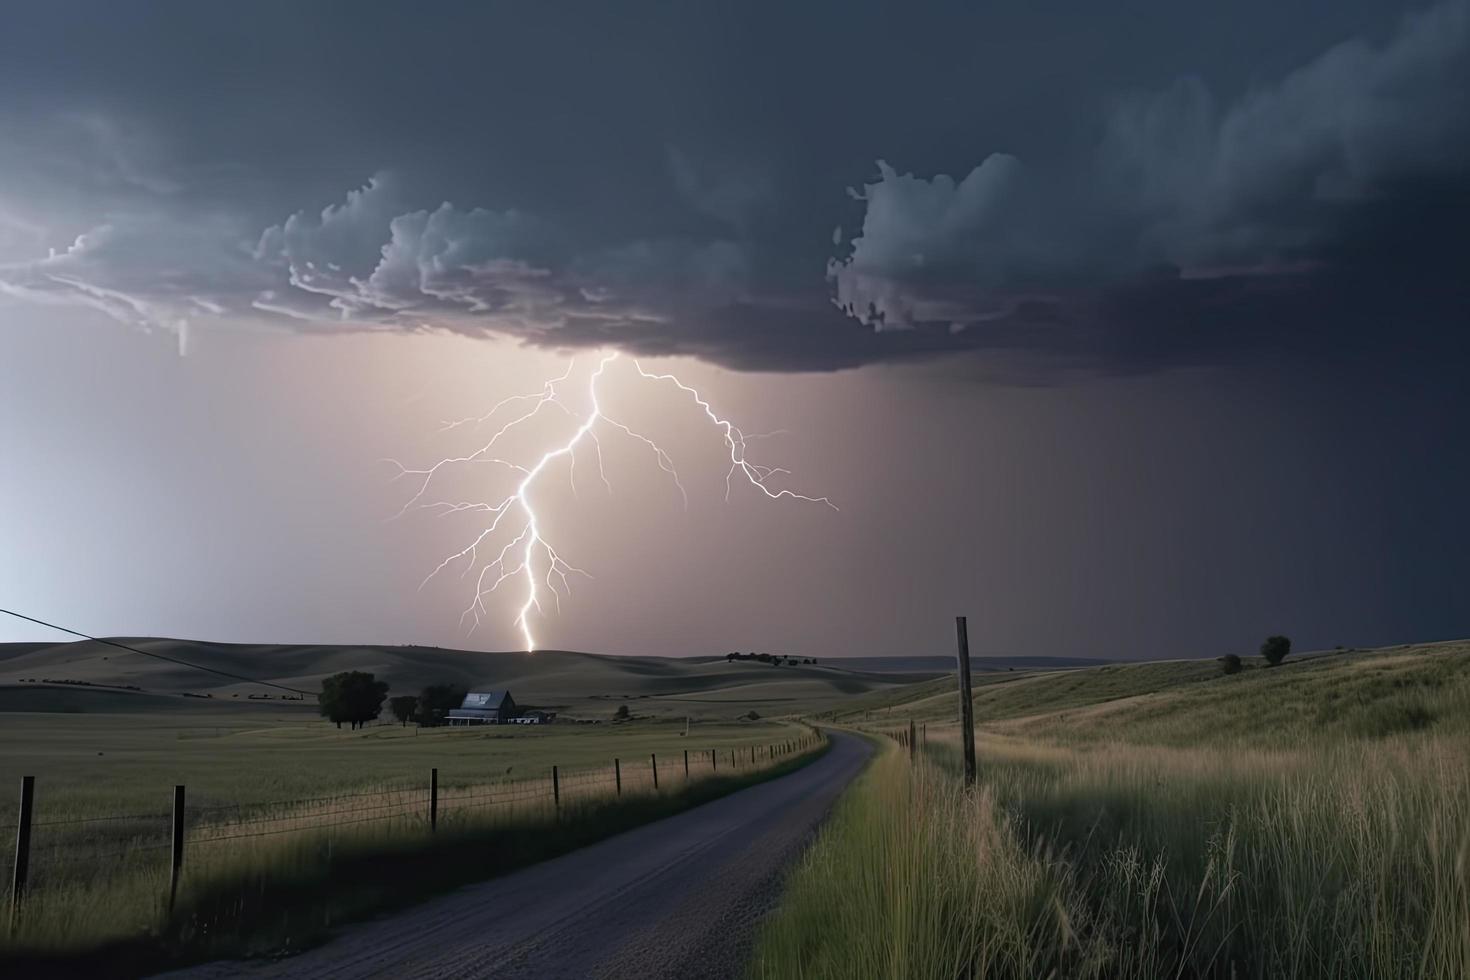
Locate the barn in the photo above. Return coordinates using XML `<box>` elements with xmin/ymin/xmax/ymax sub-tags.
<box><xmin>446</xmin><ymin>690</ymin><xmax>518</xmax><ymax>725</ymax></box>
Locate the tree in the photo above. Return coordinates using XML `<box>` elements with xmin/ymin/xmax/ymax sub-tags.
<box><xmin>416</xmin><ymin>683</ymin><xmax>468</xmax><ymax>727</ymax></box>
<box><xmin>1219</xmin><ymin>653</ymin><xmax>1243</xmax><ymax>675</ymax></box>
<box><xmin>1260</xmin><ymin>635</ymin><xmax>1292</xmax><ymax>667</ymax></box>
<box><xmin>389</xmin><ymin>695</ymin><xmax>419</xmax><ymax>726</ymax></box>
<box><xmin>613</xmin><ymin>704</ymin><xmax>631</xmax><ymax>721</ymax></box>
<box><xmin>319</xmin><ymin>671</ymin><xmax>389</xmax><ymax>729</ymax></box>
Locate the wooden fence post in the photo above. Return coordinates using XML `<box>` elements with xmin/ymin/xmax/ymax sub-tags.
<box><xmin>684</xmin><ymin>749</ymin><xmax>689</xmax><ymax>778</ymax></box>
<box><xmin>169</xmin><ymin>784</ymin><xmax>185</xmax><ymax>910</ymax></box>
<box><xmin>651</xmin><ymin>753</ymin><xmax>659</xmax><ymax>790</ymax></box>
<box><xmin>711</xmin><ymin>748</ymin><xmax>716</xmax><ymax>771</ymax></box>
<box><xmin>956</xmin><ymin>615</ymin><xmax>977</xmax><ymax>787</ymax></box>
<box><xmin>552</xmin><ymin>765</ymin><xmax>560</xmax><ymax>810</ymax></box>
<box><xmin>909</xmin><ymin>719</ymin><xmax>916</xmax><ymax>763</ymax></box>
<box><xmin>730</xmin><ymin>749</ymin><xmax>736</xmax><ymax>769</ymax></box>
<box><xmin>429</xmin><ymin>768</ymin><xmax>439</xmax><ymax>832</ymax></box>
<box><xmin>615</xmin><ymin>758</ymin><xmax>622</xmax><ymax>796</ymax></box>
<box><xmin>10</xmin><ymin>775</ymin><xmax>34</xmax><ymax>930</ymax></box>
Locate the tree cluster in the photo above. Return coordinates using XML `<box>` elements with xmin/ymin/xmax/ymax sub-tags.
<box><xmin>1217</xmin><ymin>635</ymin><xmax>1292</xmax><ymax>676</ymax></box>
<box><xmin>416</xmin><ymin>683</ymin><xmax>469</xmax><ymax>727</ymax></box>
<box><xmin>725</xmin><ymin>652</ymin><xmax>817</xmax><ymax>667</ymax></box>
<box><xmin>318</xmin><ymin>671</ymin><xmax>390</xmax><ymax>729</ymax></box>
<box><xmin>316</xmin><ymin>674</ymin><xmax>478</xmax><ymax>729</ymax></box>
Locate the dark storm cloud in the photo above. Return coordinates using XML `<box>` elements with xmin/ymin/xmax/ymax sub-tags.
<box><xmin>830</xmin><ymin>1</ymin><xmax>1469</xmax><ymax>346</ymax></box>
<box><xmin>0</xmin><ymin>0</ymin><xmax>1464</xmax><ymax>373</ymax></box>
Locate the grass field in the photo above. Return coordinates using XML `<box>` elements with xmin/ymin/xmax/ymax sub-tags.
<box><xmin>756</xmin><ymin>640</ymin><xmax>1470</xmax><ymax>979</ymax></box>
<box><xmin>1</xmin><ymin>710</ymin><xmax>824</xmax><ymax>972</ymax></box>
<box><xmin>0</xmin><ymin>638</ymin><xmax>850</xmax><ymax>972</ymax></box>
<box><xmin>0</xmin><ymin>705</ymin><xmax>803</xmax><ymax>815</ymax></box>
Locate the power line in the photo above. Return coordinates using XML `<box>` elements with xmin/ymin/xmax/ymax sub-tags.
<box><xmin>0</xmin><ymin>607</ymin><xmax>316</xmax><ymax>698</ymax></box>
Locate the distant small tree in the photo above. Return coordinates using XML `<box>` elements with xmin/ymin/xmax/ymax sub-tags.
<box><xmin>613</xmin><ymin>704</ymin><xmax>631</xmax><ymax>721</ymax></box>
<box><xmin>389</xmin><ymin>695</ymin><xmax>419</xmax><ymax>726</ymax></box>
<box><xmin>319</xmin><ymin>671</ymin><xmax>389</xmax><ymax>729</ymax></box>
<box><xmin>1260</xmin><ymin>635</ymin><xmax>1292</xmax><ymax>667</ymax></box>
<box><xmin>1219</xmin><ymin>653</ymin><xmax>1243</xmax><ymax>675</ymax></box>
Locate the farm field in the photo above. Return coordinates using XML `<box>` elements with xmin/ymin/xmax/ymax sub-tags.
<box><xmin>755</xmin><ymin>639</ymin><xmax>1470</xmax><ymax>979</ymax></box>
<box><xmin>0</xmin><ymin>638</ymin><xmax>842</xmax><ymax>972</ymax></box>
<box><xmin>1</xmin><ymin>712</ymin><xmax>824</xmax><ymax>971</ymax></box>
<box><xmin>0</xmin><ymin>707</ymin><xmax>806</xmax><ymax>816</ymax></box>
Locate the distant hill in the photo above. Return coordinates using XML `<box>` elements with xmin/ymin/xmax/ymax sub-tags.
<box><xmin>0</xmin><ymin>637</ymin><xmax>944</xmax><ymax>719</ymax></box>
<box><xmin>825</xmin><ymin>639</ymin><xmax>1470</xmax><ymax>745</ymax></box>
<box><xmin>821</xmin><ymin>655</ymin><xmax>1113</xmax><ymax>674</ymax></box>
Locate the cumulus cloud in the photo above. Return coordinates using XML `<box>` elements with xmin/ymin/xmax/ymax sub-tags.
<box><xmin>0</xmin><ymin>168</ymin><xmax>755</xmax><ymax>357</ymax></box>
<box><xmin>828</xmin><ymin>156</ymin><xmax>1066</xmax><ymax>331</ymax></box>
<box><xmin>1</xmin><ymin>1</ymin><xmax>1464</xmax><ymax>376</ymax></box>
<box><xmin>829</xmin><ymin>0</ymin><xmax>1470</xmax><ymax>335</ymax></box>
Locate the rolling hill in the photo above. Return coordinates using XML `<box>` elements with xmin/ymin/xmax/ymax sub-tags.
<box><xmin>0</xmin><ymin>637</ymin><xmax>945</xmax><ymax>719</ymax></box>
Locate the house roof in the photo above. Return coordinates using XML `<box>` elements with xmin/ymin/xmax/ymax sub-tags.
<box><xmin>458</xmin><ymin>690</ymin><xmax>513</xmax><ymax>710</ymax></box>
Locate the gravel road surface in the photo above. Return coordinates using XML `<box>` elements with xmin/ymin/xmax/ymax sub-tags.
<box><xmin>164</xmin><ymin>731</ymin><xmax>870</xmax><ymax>980</ymax></box>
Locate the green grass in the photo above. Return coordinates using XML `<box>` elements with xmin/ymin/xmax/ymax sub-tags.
<box><xmin>757</xmin><ymin>640</ymin><xmax>1470</xmax><ymax>979</ymax></box>
<box><xmin>0</xmin><ymin>707</ymin><xmax>803</xmax><ymax>815</ymax></box>
<box><xmin>828</xmin><ymin>640</ymin><xmax>1470</xmax><ymax>747</ymax></box>
<box><xmin>0</xmin><ymin>709</ymin><xmax>824</xmax><ymax>972</ymax></box>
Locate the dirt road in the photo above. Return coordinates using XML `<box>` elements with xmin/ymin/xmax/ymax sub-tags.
<box><xmin>165</xmin><ymin>731</ymin><xmax>870</xmax><ymax>980</ymax></box>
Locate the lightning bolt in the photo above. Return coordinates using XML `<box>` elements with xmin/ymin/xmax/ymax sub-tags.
<box><xmin>387</xmin><ymin>352</ymin><xmax>835</xmax><ymax>651</ymax></box>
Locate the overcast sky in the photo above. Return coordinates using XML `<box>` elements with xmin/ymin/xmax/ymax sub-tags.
<box><xmin>2</xmin><ymin>1</ymin><xmax>1467</xmax><ymax>658</ymax></box>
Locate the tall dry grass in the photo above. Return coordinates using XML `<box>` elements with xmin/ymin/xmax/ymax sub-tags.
<box><xmin>754</xmin><ymin>729</ymin><xmax>1470</xmax><ymax>979</ymax></box>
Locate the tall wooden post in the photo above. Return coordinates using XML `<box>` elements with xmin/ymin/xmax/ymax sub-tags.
<box><xmin>651</xmin><ymin>753</ymin><xmax>659</xmax><ymax>789</ymax></box>
<box><xmin>908</xmin><ymin>719</ymin><xmax>916</xmax><ymax>762</ymax></box>
<box><xmin>614</xmin><ymin>758</ymin><xmax>622</xmax><ymax>795</ymax></box>
<box><xmin>169</xmin><ymin>784</ymin><xmax>185</xmax><ymax>910</ymax></box>
<box><xmin>552</xmin><ymin>765</ymin><xmax>560</xmax><ymax>810</ymax></box>
<box><xmin>684</xmin><ymin>749</ymin><xmax>689</xmax><ymax>778</ymax></box>
<box><xmin>956</xmin><ymin>615</ymin><xmax>977</xmax><ymax>787</ymax></box>
<box><xmin>711</xmin><ymin>748</ymin><xmax>716</xmax><ymax>771</ymax></box>
<box><xmin>10</xmin><ymin>775</ymin><xmax>34</xmax><ymax>930</ymax></box>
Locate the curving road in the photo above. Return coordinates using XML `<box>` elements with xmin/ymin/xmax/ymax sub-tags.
<box><xmin>166</xmin><ymin>731</ymin><xmax>870</xmax><ymax>980</ymax></box>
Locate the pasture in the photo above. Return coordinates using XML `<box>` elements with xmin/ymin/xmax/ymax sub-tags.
<box><xmin>757</xmin><ymin>640</ymin><xmax>1470</xmax><ymax>979</ymax></box>
<box><xmin>0</xmin><ymin>637</ymin><xmax>854</xmax><ymax>971</ymax></box>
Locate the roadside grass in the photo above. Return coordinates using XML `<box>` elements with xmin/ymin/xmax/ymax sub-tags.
<box><xmin>758</xmin><ymin>641</ymin><xmax>1470</xmax><ymax>978</ymax></box>
<box><xmin>1</xmin><ymin>723</ymin><xmax>825</xmax><ymax>976</ymax></box>
<box><xmin>751</xmin><ymin>739</ymin><xmax>1108</xmax><ymax>980</ymax></box>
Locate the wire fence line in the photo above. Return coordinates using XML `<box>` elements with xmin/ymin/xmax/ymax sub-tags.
<box><xmin>4</xmin><ymin>731</ymin><xmax>824</xmax><ymax>904</ymax></box>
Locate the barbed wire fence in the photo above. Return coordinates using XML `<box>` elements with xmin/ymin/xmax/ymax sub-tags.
<box><xmin>4</xmin><ymin>728</ymin><xmax>824</xmax><ymax>922</ymax></box>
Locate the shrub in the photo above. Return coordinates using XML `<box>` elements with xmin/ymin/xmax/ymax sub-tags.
<box><xmin>613</xmin><ymin>704</ymin><xmax>631</xmax><ymax>721</ymax></box>
<box><xmin>1260</xmin><ymin>635</ymin><xmax>1291</xmax><ymax>667</ymax></box>
<box><xmin>1219</xmin><ymin>653</ymin><xmax>1243</xmax><ymax>675</ymax></box>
